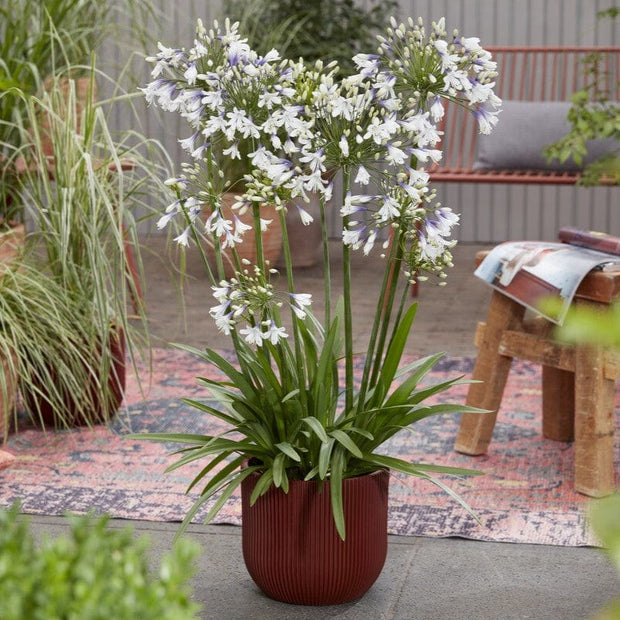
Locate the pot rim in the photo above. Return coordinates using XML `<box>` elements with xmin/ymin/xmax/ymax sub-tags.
<box><xmin>243</xmin><ymin>458</ymin><xmax>389</xmax><ymax>483</ymax></box>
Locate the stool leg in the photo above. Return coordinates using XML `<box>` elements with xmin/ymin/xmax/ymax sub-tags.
<box><xmin>542</xmin><ymin>366</ymin><xmax>575</xmax><ymax>441</ymax></box>
<box><xmin>574</xmin><ymin>344</ymin><xmax>615</xmax><ymax>497</ymax></box>
<box><xmin>455</xmin><ymin>291</ymin><xmax>525</xmax><ymax>455</ymax></box>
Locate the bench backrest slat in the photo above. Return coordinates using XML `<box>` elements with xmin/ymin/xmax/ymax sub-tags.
<box><xmin>431</xmin><ymin>46</ymin><xmax>620</xmax><ymax>183</ymax></box>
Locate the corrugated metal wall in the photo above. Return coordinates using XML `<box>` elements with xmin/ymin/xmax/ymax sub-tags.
<box><xmin>109</xmin><ymin>0</ymin><xmax>619</xmax><ymax>241</ymax></box>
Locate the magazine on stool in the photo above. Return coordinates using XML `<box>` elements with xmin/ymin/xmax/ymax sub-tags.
<box><xmin>475</xmin><ymin>237</ymin><xmax>620</xmax><ymax>324</ymax></box>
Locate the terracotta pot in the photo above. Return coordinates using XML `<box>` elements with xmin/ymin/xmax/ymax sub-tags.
<box><xmin>0</xmin><ymin>351</ymin><xmax>17</xmax><ymax>443</ymax></box>
<box><xmin>22</xmin><ymin>325</ymin><xmax>126</xmax><ymax>428</ymax></box>
<box><xmin>0</xmin><ymin>222</ymin><xmax>25</xmax><ymax>275</ymax></box>
<box><xmin>277</xmin><ymin>192</ymin><xmax>323</xmax><ymax>268</ymax></box>
<box><xmin>241</xmin><ymin>468</ymin><xmax>389</xmax><ymax>606</ymax></box>
<box><xmin>204</xmin><ymin>193</ymin><xmax>282</xmax><ymax>277</ymax></box>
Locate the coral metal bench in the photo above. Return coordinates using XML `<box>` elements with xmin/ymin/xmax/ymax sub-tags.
<box><xmin>430</xmin><ymin>46</ymin><xmax>620</xmax><ymax>185</ymax></box>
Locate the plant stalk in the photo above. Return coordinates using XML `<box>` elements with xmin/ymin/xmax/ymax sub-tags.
<box><xmin>341</xmin><ymin>168</ymin><xmax>354</xmax><ymax>412</ymax></box>
<box><xmin>278</xmin><ymin>207</ymin><xmax>308</xmax><ymax>412</ymax></box>
<box><xmin>319</xmin><ymin>188</ymin><xmax>331</xmax><ymax>327</ymax></box>
<box><xmin>357</xmin><ymin>228</ymin><xmax>403</xmax><ymax>411</ymax></box>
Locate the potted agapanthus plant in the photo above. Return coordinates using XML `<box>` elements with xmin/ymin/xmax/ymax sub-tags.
<box><xmin>140</xmin><ymin>16</ymin><xmax>501</xmax><ymax>605</ymax></box>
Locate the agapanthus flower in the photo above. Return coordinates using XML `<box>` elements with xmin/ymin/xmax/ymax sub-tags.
<box><xmin>263</xmin><ymin>321</ymin><xmax>289</xmax><ymax>345</ymax></box>
<box><xmin>340</xmin><ymin>192</ymin><xmax>374</xmax><ymax>217</ymax></box>
<box><xmin>145</xmin><ymin>15</ymin><xmax>500</xmax><ymax>352</ymax></box>
<box><xmin>385</xmin><ymin>143</ymin><xmax>408</xmax><ymax>165</ymax></box>
<box><xmin>352</xmin><ymin>53</ymin><xmax>380</xmax><ymax>77</ymax></box>
<box><xmin>294</xmin><ymin>203</ymin><xmax>314</xmax><ymax>225</ymax></box>
<box><xmin>473</xmin><ymin>105</ymin><xmax>500</xmax><ymax>134</ymax></box>
<box><xmin>366</xmin><ymin>15</ymin><xmax>501</xmax><ymax>139</ymax></box>
<box><xmin>354</xmin><ymin>165</ymin><xmax>370</xmax><ymax>185</ymax></box>
<box><xmin>174</xmin><ymin>228</ymin><xmax>191</xmax><ymax>247</ymax></box>
<box><xmin>377</xmin><ymin>195</ymin><xmax>401</xmax><ymax>222</ymax></box>
<box><xmin>239</xmin><ymin>325</ymin><xmax>265</xmax><ymax>346</ymax></box>
<box><xmin>289</xmin><ymin>293</ymin><xmax>312</xmax><ymax>319</ymax></box>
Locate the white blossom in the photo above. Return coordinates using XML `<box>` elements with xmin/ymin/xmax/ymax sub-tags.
<box><xmin>295</xmin><ymin>204</ymin><xmax>314</xmax><ymax>225</ymax></box>
<box><xmin>240</xmin><ymin>325</ymin><xmax>264</xmax><ymax>346</ymax></box>
<box><xmin>355</xmin><ymin>165</ymin><xmax>370</xmax><ymax>185</ymax></box>
<box><xmin>342</xmin><ymin>227</ymin><xmax>363</xmax><ymax>249</ymax></box>
<box><xmin>473</xmin><ymin>105</ymin><xmax>500</xmax><ymax>134</ymax></box>
<box><xmin>174</xmin><ymin>227</ymin><xmax>191</xmax><ymax>247</ymax></box>
<box><xmin>386</xmin><ymin>143</ymin><xmax>408</xmax><ymax>165</ymax></box>
<box><xmin>184</xmin><ymin>63</ymin><xmax>198</xmax><ymax>85</ymax></box>
<box><xmin>156</xmin><ymin>211</ymin><xmax>176</xmax><ymax>230</ymax></box>
<box><xmin>377</xmin><ymin>196</ymin><xmax>401</xmax><ymax>222</ymax></box>
<box><xmin>264</xmin><ymin>321</ymin><xmax>288</xmax><ymax>344</ymax></box>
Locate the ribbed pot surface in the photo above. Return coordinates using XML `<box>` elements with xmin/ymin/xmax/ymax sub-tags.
<box><xmin>241</xmin><ymin>469</ymin><xmax>389</xmax><ymax>606</ymax></box>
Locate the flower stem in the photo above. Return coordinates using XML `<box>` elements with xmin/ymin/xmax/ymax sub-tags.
<box><xmin>369</xmin><ymin>231</ymin><xmax>404</xmax><ymax>389</ymax></box>
<box><xmin>319</xmin><ymin>190</ymin><xmax>331</xmax><ymax>328</ymax></box>
<box><xmin>252</xmin><ymin>201</ymin><xmax>264</xmax><ymax>271</ymax></box>
<box><xmin>341</xmin><ymin>168</ymin><xmax>354</xmax><ymax>412</ymax></box>
<box><xmin>278</xmin><ymin>207</ymin><xmax>308</xmax><ymax>411</ymax></box>
<box><xmin>357</xmin><ymin>228</ymin><xmax>402</xmax><ymax>409</ymax></box>
<box><xmin>204</xmin><ymin>147</ymin><xmax>227</xmax><ymax>282</ymax></box>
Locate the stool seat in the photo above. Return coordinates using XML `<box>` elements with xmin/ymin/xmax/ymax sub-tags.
<box><xmin>455</xmin><ymin>251</ymin><xmax>619</xmax><ymax>497</ymax></box>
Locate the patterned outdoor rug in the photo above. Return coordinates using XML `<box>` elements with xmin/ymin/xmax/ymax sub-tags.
<box><xmin>0</xmin><ymin>348</ymin><xmax>617</xmax><ymax>546</ymax></box>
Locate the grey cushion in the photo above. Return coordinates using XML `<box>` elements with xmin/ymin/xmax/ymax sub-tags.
<box><xmin>473</xmin><ymin>100</ymin><xmax>617</xmax><ymax>172</ymax></box>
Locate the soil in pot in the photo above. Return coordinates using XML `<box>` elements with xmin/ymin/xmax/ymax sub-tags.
<box><xmin>241</xmin><ymin>468</ymin><xmax>389</xmax><ymax>606</ymax></box>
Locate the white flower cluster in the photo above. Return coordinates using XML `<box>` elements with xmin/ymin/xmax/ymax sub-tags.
<box><xmin>143</xmin><ymin>16</ymin><xmax>501</xmax><ymax>345</ymax></box>
<box><xmin>209</xmin><ymin>263</ymin><xmax>312</xmax><ymax>345</ymax></box>
<box><xmin>143</xmin><ymin>19</ymin><xmax>329</xmax><ymax>248</ymax></box>
<box><xmin>363</xmin><ymin>16</ymin><xmax>501</xmax><ymax>132</ymax></box>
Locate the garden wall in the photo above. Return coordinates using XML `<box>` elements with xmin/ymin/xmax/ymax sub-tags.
<box><xmin>106</xmin><ymin>0</ymin><xmax>619</xmax><ymax>242</ymax></box>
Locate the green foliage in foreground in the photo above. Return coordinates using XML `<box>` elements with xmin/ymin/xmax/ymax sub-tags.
<box><xmin>555</xmin><ymin>301</ymin><xmax>620</xmax><ymax>349</ymax></box>
<box><xmin>0</xmin><ymin>504</ymin><xmax>201</xmax><ymax>620</ymax></box>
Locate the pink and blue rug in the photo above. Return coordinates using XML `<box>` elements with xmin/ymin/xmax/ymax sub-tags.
<box><xmin>0</xmin><ymin>348</ymin><xmax>617</xmax><ymax>546</ymax></box>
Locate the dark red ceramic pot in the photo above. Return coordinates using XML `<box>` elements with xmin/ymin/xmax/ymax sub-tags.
<box><xmin>241</xmin><ymin>468</ymin><xmax>389</xmax><ymax>606</ymax></box>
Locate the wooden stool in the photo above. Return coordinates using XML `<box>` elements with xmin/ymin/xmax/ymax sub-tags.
<box><xmin>455</xmin><ymin>251</ymin><xmax>620</xmax><ymax>497</ymax></box>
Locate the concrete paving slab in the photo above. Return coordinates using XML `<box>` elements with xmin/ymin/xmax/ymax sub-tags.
<box><xmin>24</xmin><ymin>516</ymin><xmax>620</xmax><ymax>620</ymax></box>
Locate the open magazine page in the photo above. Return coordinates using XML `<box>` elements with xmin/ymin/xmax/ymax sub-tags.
<box><xmin>474</xmin><ymin>241</ymin><xmax>620</xmax><ymax>324</ymax></box>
